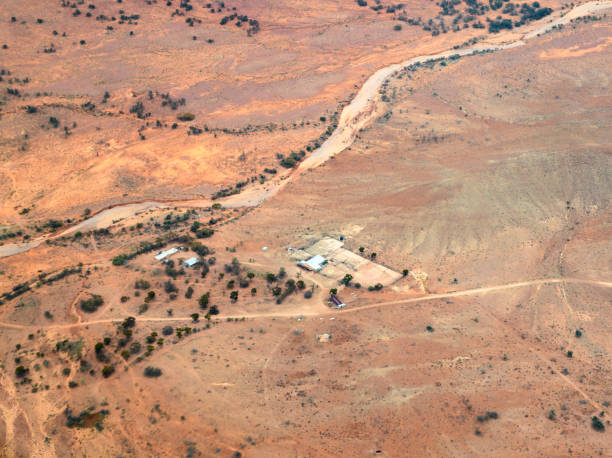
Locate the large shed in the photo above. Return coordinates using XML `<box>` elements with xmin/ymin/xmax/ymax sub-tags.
<box><xmin>298</xmin><ymin>255</ymin><xmax>327</xmax><ymax>272</ymax></box>
<box><xmin>155</xmin><ymin>247</ymin><xmax>179</xmax><ymax>261</ymax></box>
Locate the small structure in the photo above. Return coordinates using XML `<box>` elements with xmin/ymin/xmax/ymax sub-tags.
<box><xmin>154</xmin><ymin>247</ymin><xmax>179</xmax><ymax>261</ymax></box>
<box><xmin>184</xmin><ymin>257</ymin><xmax>199</xmax><ymax>268</ymax></box>
<box><xmin>329</xmin><ymin>295</ymin><xmax>345</xmax><ymax>309</ymax></box>
<box><xmin>298</xmin><ymin>255</ymin><xmax>327</xmax><ymax>272</ymax></box>
<box><xmin>317</xmin><ymin>333</ymin><xmax>331</xmax><ymax>343</ymax></box>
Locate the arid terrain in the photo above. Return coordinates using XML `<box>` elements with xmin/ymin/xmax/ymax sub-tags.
<box><xmin>0</xmin><ymin>1</ymin><xmax>611</xmax><ymax>457</ymax></box>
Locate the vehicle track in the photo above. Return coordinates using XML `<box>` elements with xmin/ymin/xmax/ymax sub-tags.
<box><xmin>0</xmin><ymin>277</ymin><xmax>609</xmax><ymax>330</ymax></box>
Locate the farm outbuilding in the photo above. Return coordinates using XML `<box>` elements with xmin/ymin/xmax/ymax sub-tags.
<box><xmin>298</xmin><ymin>255</ymin><xmax>327</xmax><ymax>272</ymax></box>
<box><xmin>329</xmin><ymin>295</ymin><xmax>345</xmax><ymax>309</ymax></box>
<box><xmin>184</xmin><ymin>257</ymin><xmax>199</xmax><ymax>267</ymax></box>
<box><xmin>154</xmin><ymin>247</ymin><xmax>179</xmax><ymax>261</ymax></box>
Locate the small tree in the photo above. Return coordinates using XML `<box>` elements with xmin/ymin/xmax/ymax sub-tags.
<box><xmin>198</xmin><ymin>292</ymin><xmax>210</xmax><ymax>309</ymax></box>
<box><xmin>164</xmin><ymin>280</ymin><xmax>177</xmax><ymax>294</ymax></box>
<box><xmin>341</xmin><ymin>274</ymin><xmax>353</xmax><ymax>286</ymax></box>
<box><xmin>144</xmin><ymin>366</ymin><xmax>163</xmax><ymax>378</ymax></box>
<box><xmin>230</xmin><ymin>291</ymin><xmax>238</xmax><ymax>302</ymax></box>
<box><xmin>191</xmin><ymin>313</ymin><xmax>199</xmax><ymax>322</ymax></box>
<box><xmin>80</xmin><ymin>294</ymin><xmax>104</xmax><ymax>313</ymax></box>
<box><xmin>330</xmin><ymin>288</ymin><xmax>338</xmax><ymax>295</ymax></box>
<box><xmin>15</xmin><ymin>366</ymin><xmax>28</xmax><ymax>378</ymax></box>
<box><xmin>592</xmin><ymin>416</ymin><xmax>605</xmax><ymax>431</ymax></box>
<box><xmin>102</xmin><ymin>365</ymin><xmax>115</xmax><ymax>378</ymax></box>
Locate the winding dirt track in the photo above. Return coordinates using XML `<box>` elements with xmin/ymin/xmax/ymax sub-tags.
<box><xmin>0</xmin><ymin>277</ymin><xmax>609</xmax><ymax>330</ymax></box>
<box><xmin>2</xmin><ymin>1</ymin><xmax>611</xmax><ymax>259</ymax></box>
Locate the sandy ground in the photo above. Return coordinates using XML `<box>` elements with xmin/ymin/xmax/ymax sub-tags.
<box><xmin>0</xmin><ymin>1</ymin><xmax>611</xmax><ymax>457</ymax></box>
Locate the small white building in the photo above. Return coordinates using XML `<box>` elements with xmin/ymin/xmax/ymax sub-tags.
<box><xmin>330</xmin><ymin>295</ymin><xmax>346</xmax><ymax>309</ymax></box>
<box><xmin>298</xmin><ymin>255</ymin><xmax>327</xmax><ymax>272</ymax></box>
<box><xmin>184</xmin><ymin>257</ymin><xmax>199</xmax><ymax>268</ymax></box>
<box><xmin>154</xmin><ymin>247</ymin><xmax>179</xmax><ymax>261</ymax></box>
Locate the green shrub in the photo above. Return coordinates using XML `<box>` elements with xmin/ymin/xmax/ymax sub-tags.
<box><xmin>177</xmin><ymin>113</ymin><xmax>195</xmax><ymax>121</ymax></box>
<box><xmin>102</xmin><ymin>365</ymin><xmax>115</xmax><ymax>378</ymax></box>
<box><xmin>112</xmin><ymin>254</ymin><xmax>128</xmax><ymax>266</ymax></box>
<box><xmin>80</xmin><ymin>295</ymin><xmax>104</xmax><ymax>313</ymax></box>
<box><xmin>144</xmin><ymin>366</ymin><xmax>162</xmax><ymax>378</ymax></box>
<box><xmin>135</xmin><ymin>279</ymin><xmax>150</xmax><ymax>289</ymax></box>
<box><xmin>15</xmin><ymin>365</ymin><xmax>28</xmax><ymax>378</ymax></box>
<box><xmin>196</xmin><ymin>227</ymin><xmax>214</xmax><ymax>238</ymax></box>
<box><xmin>592</xmin><ymin>416</ymin><xmax>605</xmax><ymax>431</ymax></box>
<box><xmin>198</xmin><ymin>292</ymin><xmax>210</xmax><ymax>309</ymax></box>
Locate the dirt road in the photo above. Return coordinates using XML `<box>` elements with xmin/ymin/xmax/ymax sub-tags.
<box><xmin>0</xmin><ymin>277</ymin><xmax>609</xmax><ymax>331</ymax></box>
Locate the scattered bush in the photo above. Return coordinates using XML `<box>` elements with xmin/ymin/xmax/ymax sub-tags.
<box><xmin>144</xmin><ymin>366</ymin><xmax>162</xmax><ymax>378</ymax></box>
<box><xmin>15</xmin><ymin>366</ymin><xmax>28</xmax><ymax>378</ymax></box>
<box><xmin>80</xmin><ymin>295</ymin><xmax>104</xmax><ymax>313</ymax></box>
<box><xmin>129</xmin><ymin>342</ymin><xmax>141</xmax><ymax>354</ymax></box>
<box><xmin>591</xmin><ymin>416</ymin><xmax>605</xmax><ymax>431</ymax></box>
<box><xmin>196</xmin><ymin>227</ymin><xmax>214</xmax><ymax>238</ymax></box>
<box><xmin>112</xmin><ymin>254</ymin><xmax>128</xmax><ymax>266</ymax></box>
<box><xmin>135</xmin><ymin>279</ymin><xmax>150</xmax><ymax>289</ymax></box>
<box><xmin>164</xmin><ymin>281</ymin><xmax>178</xmax><ymax>294</ymax></box>
<box><xmin>102</xmin><ymin>365</ymin><xmax>115</xmax><ymax>378</ymax></box>
<box><xmin>198</xmin><ymin>292</ymin><xmax>210</xmax><ymax>309</ymax></box>
<box><xmin>177</xmin><ymin>113</ymin><xmax>195</xmax><ymax>121</ymax></box>
<box><xmin>477</xmin><ymin>411</ymin><xmax>499</xmax><ymax>422</ymax></box>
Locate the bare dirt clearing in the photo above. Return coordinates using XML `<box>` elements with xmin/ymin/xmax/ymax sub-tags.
<box><xmin>0</xmin><ymin>1</ymin><xmax>611</xmax><ymax>457</ymax></box>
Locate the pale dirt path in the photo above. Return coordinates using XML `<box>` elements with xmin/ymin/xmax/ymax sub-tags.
<box><xmin>0</xmin><ymin>277</ymin><xmax>609</xmax><ymax>331</ymax></box>
<box><xmin>2</xmin><ymin>1</ymin><xmax>610</xmax><ymax>259</ymax></box>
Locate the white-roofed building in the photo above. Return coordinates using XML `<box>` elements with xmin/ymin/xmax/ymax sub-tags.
<box><xmin>154</xmin><ymin>247</ymin><xmax>179</xmax><ymax>261</ymax></box>
<box><xmin>184</xmin><ymin>257</ymin><xmax>199</xmax><ymax>268</ymax></box>
<box><xmin>298</xmin><ymin>254</ymin><xmax>327</xmax><ymax>272</ymax></box>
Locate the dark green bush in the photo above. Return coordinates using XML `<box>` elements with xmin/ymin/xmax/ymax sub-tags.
<box><xmin>144</xmin><ymin>366</ymin><xmax>162</xmax><ymax>378</ymax></box>
<box><xmin>80</xmin><ymin>295</ymin><xmax>104</xmax><ymax>313</ymax></box>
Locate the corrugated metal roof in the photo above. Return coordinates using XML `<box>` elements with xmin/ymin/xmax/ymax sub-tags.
<box><xmin>154</xmin><ymin>247</ymin><xmax>179</xmax><ymax>261</ymax></box>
